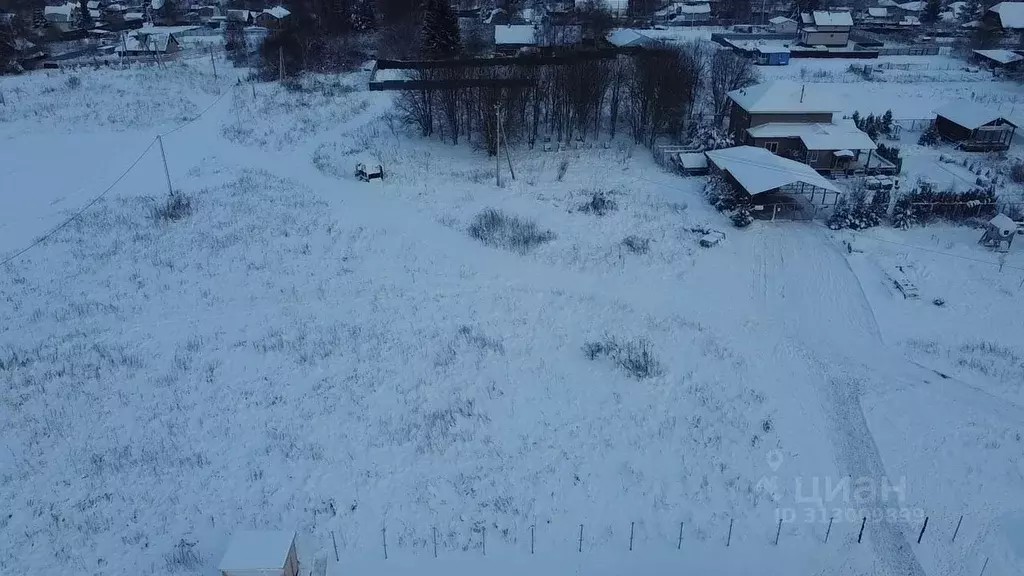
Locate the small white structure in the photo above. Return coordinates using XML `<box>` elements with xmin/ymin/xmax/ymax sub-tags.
<box><xmin>769</xmin><ymin>16</ymin><xmax>798</xmax><ymax>33</ymax></box>
<box><xmin>218</xmin><ymin>530</ymin><xmax>299</xmax><ymax>576</ymax></box>
<box><xmin>607</xmin><ymin>28</ymin><xmax>656</xmax><ymax>48</ymax></box>
<box><xmin>980</xmin><ymin>213</ymin><xmax>1018</xmax><ymax>252</ymax></box>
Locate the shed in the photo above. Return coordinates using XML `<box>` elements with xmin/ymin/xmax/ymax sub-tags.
<box><xmin>972</xmin><ymin>48</ymin><xmax>1024</xmax><ymax>69</ymax></box>
<box><xmin>705</xmin><ymin>145</ymin><xmax>841</xmax><ymax>206</ymax></box>
<box><xmin>769</xmin><ymin>16</ymin><xmax>798</xmax><ymax>33</ymax></box>
<box><xmin>979</xmin><ymin>213</ymin><xmax>1018</xmax><ymax>251</ymax></box>
<box><xmin>494</xmin><ymin>24</ymin><xmax>536</xmax><ymax>53</ymax></box>
<box><xmin>219</xmin><ymin>530</ymin><xmax>299</xmax><ymax>576</ymax></box>
<box><xmin>934</xmin><ymin>100</ymin><xmax>1017</xmax><ymax>151</ymax></box>
<box><xmin>607</xmin><ymin>29</ymin><xmax>656</xmax><ymax>48</ymax></box>
<box><xmin>756</xmin><ymin>46</ymin><xmax>790</xmax><ymax>66</ymax></box>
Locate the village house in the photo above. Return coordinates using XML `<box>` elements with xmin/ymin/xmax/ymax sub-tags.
<box><xmin>798</xmin><ymin>10</ymin><xmax>854</xmax><ymax>47</ymax></box>
<box><xmin>933</xmin><ymin>100</ymin><xmax>1018</xmax><ymax>151</ymax></box>
<box><xmin>254</xmin><ymin>6</ymin><xmax>290</xmax><ymax>29</ymax></box>
<box><xmin>983</xmin><ymin>2</ymin><xmax>1024</xmax><ymax>31</ymax></box>
<box><xmin>727</xmin><ymin>80</ymin><xmax>881</xmax><ymax>173</ymax></box>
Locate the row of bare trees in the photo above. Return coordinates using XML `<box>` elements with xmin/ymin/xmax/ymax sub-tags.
<box><xmin>395</xmin><ymin>43</ymin><xmax>758</xmax><ymax>154</ymax></box>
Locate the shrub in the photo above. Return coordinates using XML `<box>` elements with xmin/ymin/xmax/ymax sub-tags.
<box><xmin>621</xmin><ymin>235</ymin><xmax>650</xmax><ymax>254</ymax></box>
<box><xmin>65</xmin><ymin>75</ymin><xmax>81</xmax><ymax>89</ymax></box>
<box><xmin>730</xmin><ymin>206</ymin><xmax>753</xmax><ymax>228</ymax></box>
<box><xmin>152</xmin><ymin>193</ymin><xmax>194</xmax><ymax>223</ymax></box>
<box><xmin>577</xmin><ymin>190</ymin><xmax>617</xmax><ymax>216</ymax></box>
<box><xmin>556</xmin><ymin>159</ymin><xmax>569</xmax><ymax>181</ymax></box>
<box><xmin>918</xmin><ymin>124</ymin><xmax>939</xmax><ymax>146</ymax></box>
<box><xmin>468</xmin><ymin>209</ymin><xmax>555</xmax><ymax>254</ymax></box>
<box><xmin>583</xmin><ymin>336</ymin><xmax>663</xmax><ymax>380</ymax></box>
<box><xmin>1010</xmin><ymin>161</ymin><xmax>1024</xmax><ymax>184</ymax></box>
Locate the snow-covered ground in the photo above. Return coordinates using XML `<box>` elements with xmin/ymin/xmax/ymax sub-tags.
<box><xmin>1</xmin><ymin>52</ymin><xmax>1023</xmax><ymax>576</ymax></box>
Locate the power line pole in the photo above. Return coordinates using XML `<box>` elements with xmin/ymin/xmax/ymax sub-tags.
<box><xmin>495</xmin><ymin>103</ymin><xmax>502</xmax><ymax>187</ymax></box>
<box><xmin>279</xmin><ymin>45</ymin><xmax>284</xmax><ymax>83</ymax></box>
<box><xmin>157</xmin><ymin>135</ymin><xmax>174</xmax><ymax>196</ymax></box>
<box><xmin>500</xmin><ymin>108</ymin><xmax>515</xmax><ymax>181</ymax></box>
<box><xmin>210</xmin><ymin>46</ymin><xmax>217</xmax><ymax>82</ymax></box>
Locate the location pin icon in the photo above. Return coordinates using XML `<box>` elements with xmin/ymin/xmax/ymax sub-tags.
<box><xmin>766</xmin><ymin>450</ymin><xmax>783</xmax><ymax>471</ymax></box>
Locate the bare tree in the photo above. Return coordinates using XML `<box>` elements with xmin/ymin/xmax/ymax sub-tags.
<box><xmin>627</xmin><ymin>43</ymin><xmax>703</xmax><ymax>147</ymax></box>
<box><xmin>709</xmin><ymin>49</ymin><xmax>759</xmax><ymax>122</ymax></box>
<box><xmin>396</xmin><ymin>70</ymin><xmax>435</xmax><ymax>136</ymax></box>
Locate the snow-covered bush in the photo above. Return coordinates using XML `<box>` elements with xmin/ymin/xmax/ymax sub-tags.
<box><xmin>468</xmin><ymin>209</ymin><xmax>555</xmax><ymax>254</ymax></box>
<box><xmin>577</xmin><ymin>189</ymin><xmax>618</xmax><ymax>216</ymax></box>
<box><xmin>918</xmin><ymin>123</ymin><xmax>940</xmax><ymax>146</ymax></box>
<box><xmin>687</xmin><ymin>122</ymin><xmax>733</xmax><ymax>152</ymax></box>
<box><xmin>704</xmin><ymin>173</ymin><xmax>752</xmax><ymax>227</ymax></box>
<box><xmin>152</xmin><ymin>193</ymin><xmax>194</xmax><ymax>223</ymax></box>
<box><xmin>730</xmin><ymin>206</ymin><xmax>753</xmax><ymax>228</ymax></box>
<box><xmin>829</xmin><ymin>192</ymin><xmax>883</xmax><ymax>230</ymax></box>
<box><xmin>583</xmin><ymin>336</ymin><xmax>663</xmax><ymax>380</ymax></box>
<box><xmin>892</xmin><ymin>195</ymin><xmax>916</xmax><ymax>229</ymax></box>
<box><xmin>621</xmin><ymin>235</ymin><xmax>651</xmax><ymax>254</ymax></box>
<box><xmin>1010</xmin><ymin>161</ymin><xmax>1024</xmax><ymax>184</ymax></box>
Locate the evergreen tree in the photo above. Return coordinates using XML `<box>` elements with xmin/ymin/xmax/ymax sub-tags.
<box><xmin>959</xmin><ymin>0</ymin><xmax>982</xmax><ymax>23</ymax></box>
<box><xmin>922</xmin><ymin>0</ymin><xmax>941</xmax><ymax>23</ymax></box>
<box><xmin>350</xmin><ymin>0</ymin><xmax>376</xmax><ymax>30</ymax></box>
<box><xmin>78</xmin><ymin>0</ymin><xmax>92</xmax><ymax>29</ymax></box>
<box><xmin>420</xmin><ymin>0</ymin><xmax>460</xmax><ymax>57</ymax></box>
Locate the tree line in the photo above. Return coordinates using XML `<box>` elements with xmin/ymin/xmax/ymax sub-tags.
<box><xmin>395</xmin><ymin>43</ymin><xmax>756</xmax><ymax>154</ymax></box>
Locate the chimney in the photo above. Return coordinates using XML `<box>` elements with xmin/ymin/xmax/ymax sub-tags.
<box><xmin>800</xmin><ymin>84</ymin><xmax>805</xmax><ymax>103</ymax></box>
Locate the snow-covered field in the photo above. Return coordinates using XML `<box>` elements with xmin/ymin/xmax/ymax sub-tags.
<box><xmin>1</xmin><ymin>51</ymin><xmax>1023</xmax><ymax>576</ymax></box>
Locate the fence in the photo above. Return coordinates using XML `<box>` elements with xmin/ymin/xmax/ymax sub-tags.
<box><xmin>875</xmin><ymin>45</ymin><xmax>941</xmax><ymax>56</ymax></box>
<box><xmin>908</xmin><ymin>201</ymin><xmax>1024</xmax><ymax>222</ymax></box>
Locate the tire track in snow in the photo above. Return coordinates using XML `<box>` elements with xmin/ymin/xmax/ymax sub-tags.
<box><xmin>758</xmin><ymin>225</ymin><xmax>927</xmax><ymax>576</ymax></box>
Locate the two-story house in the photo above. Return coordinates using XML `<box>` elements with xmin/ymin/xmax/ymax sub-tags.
<box><xmin>727</xmin><ymin>80</ymin><xmax>877</xmax><ymax>173</ymax></box>
<box><xmin>798</xmin><ymin>10</ymin><xmax>854</xmax><ymax>47</ymax></box>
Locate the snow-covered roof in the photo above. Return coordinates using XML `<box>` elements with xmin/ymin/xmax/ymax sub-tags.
<box><xmin>124</xmin><ymin>12</ymin><xmax>143</xmax><ymax>20</ymax></box>
<box><xmin>988</xmin><ymin>2</ymin><xmax>1024</xmax><ymax>28</ymax></box>
<box><xmin>677</xmin><ymin>152</ymin><xmax>708</xmax><ymax>169</ymax></box>
<box><xmin>89</xmin><ymin>9</ymin><xmax>101</xmax><ymax>17</ymax></box>
<box><xmin>934</xmin><ymin>100</ymin><xmax>1016</xmax><ymax>129</ymax></box>
<box><xmin>678</xmin><ymin>3</ymin><xmax>710</xmax><ymax>13</ymax></box>
<box><xmin>138</xmin><ymin>25</ymin><xmax>201</xmax><ymax>35</ymax></box>
<box><xmin>974</xmin><ymin>48</ymin><xmax>1024</xmax><ymax>64</ymax></box>
<box><xmin>877</xmin><ymin>0</ymin><xmax>898</xmax><ymax>5</ymax></box>
<box><xmin>705</xmin><ymin>146</ymin><xmax>840</xmax><ymax>196</ymax></box>
<box><xmin>811</xmin><ymin>10</ymin><xmax>854</xmax><ymax>26</ymax></box>
<box><xmin>87</xmin><ymin>0</ymin><xmax>99</xmax><ymax>8</ymax></box>
<box><xmin>218</xmin><ymin>530</ymin><xmax>295</xmax><ymax>571</ymax></box>
<box><xmin>262</xmin><ymin>6</ymin><xmax>290</xmax><ymax>18</ymax></box>
<box><xmin>151</xmin><ymin>0</ymin><xmax>165</xmax><ymax>9</ymax></box>
<box><xmin>757</xmin><ymin>46</ymin><xmax>791</xmax><ymax>53</ymax></box>
<box><xmin>607</xmin><ymin>28</ymin><xmax>654</xmax><ymax>47</ymax></box>
<box><xmin>747</xmin><ymin>121</ymin><xmax>876</xmax><ymax>151</ymax></box>
<box><xmin>769</xmin><ymin>15</ymin><xmax>796</xmax><ymax>23</ymax></box>
<box><xmin>989</xmin><ymin>213</ymin><xmax>1018</xmax><ymax>233</ymax></box>
<box><xmin>727</xmin><ymin>80</ymin><xmax>838</xmax><ymax>114</ymax></box>
<box><xmin>44</xmin><ymin>4</ymin><xmax>75</xmax><ymax>17</ymax></box>
<box><xmin>495</xmin><ymin>24</ymin><xmax>536</xmax><ymax>45</ymax></box>
<box><xmin>868</xmin><ymin>7</ymin><xmax>889</xmax><ymax>17</ymax></box>
<box><xmin>800</xmin><ymin>12</ymin><xmax>814</xmax><ymax>24</ymax></box>
<box><xmin>897</xmin><ymin>1</ymin><xmax>923</xmax><ymax>11</ymax></box>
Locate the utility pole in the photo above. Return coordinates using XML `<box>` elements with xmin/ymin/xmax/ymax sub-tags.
<box><xmin>157</xmin><ymin>135</ymin><xmax>173</xmax><ymax>196</ymax></box>
<box><xmin>500</xmin><ymin>107</ymin><xmax>515</xmax><ymax>181</ymax></box>
<box><xmin>279</xmin><ymin>45</ymin><xmax>284</xmax><ymax>83</ymax></box>
<box><xmin>210</xmin><ymin>46</ymin><xmax>217</xmax><ymax>82</ymax></box>
<box><xmin>495</xmin><ymin>103</ymin><xmax>502</xmax><ymax>187</ymax></box>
